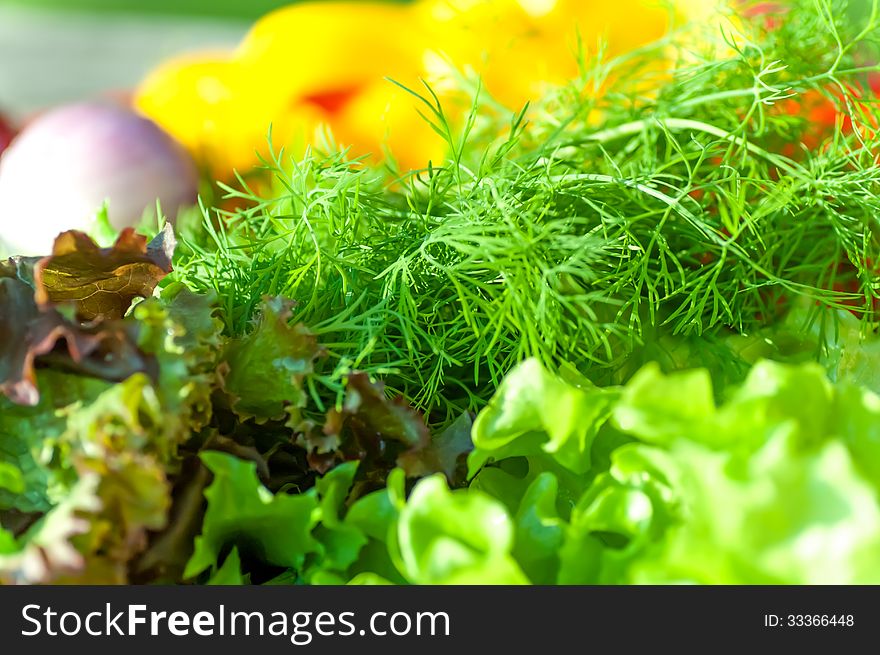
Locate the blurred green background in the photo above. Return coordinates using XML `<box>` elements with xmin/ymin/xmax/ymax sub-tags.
<box><xmin>0</xmin><ymin>0</ymin><xmax>409</xmax><ymax>120</ymax></box>
<box><xmin>1</xmin><ymin>0</ymin><xmax>299</xmax><ymax>19</ymax></box>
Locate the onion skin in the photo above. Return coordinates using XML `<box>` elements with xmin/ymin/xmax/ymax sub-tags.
<box><xmin>0</xmin><ymin>103</ymin><xmax>198</xmax><ymax>256</ymax></box>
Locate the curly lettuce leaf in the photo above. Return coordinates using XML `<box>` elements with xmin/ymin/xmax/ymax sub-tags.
<box><xmin>309</xmin><ymin>461</ymin><xmax>368</xmax><ymax>574</ymax></box>
<box><xmin>0</xmin><ymin>276</ymin><xmax>151</xmax><ymax>407</ymax></box>
<box><xmin>627</xmin><ymin>434</ymin><xmax>880</xmax><ymax>584</ymax></box>
<box><xmin>0</xmin><ymin>371</ymin><xmax>112</xmax><ymax>513</ymax></box>
<box><xmin>0</xmin><ymin>473</ymin><xmax>102</xmax><ymax>584</ymax></box>
<box><xmin>220</xmin><ymin>297</ymin><xmax>324</xmax><ymax>422</ymax></box>
<box><xmin>469</xmin><ymin>358</ymin><xmax>618</xmax><ymax>476</ymax></box>
<box><xmin>34</xmin><ymin>224</ymin><xmax>175</xmax><ymax>321</ymax></box>
<box><xmin>393</xmin><ymin>474</ymin><xmax>528</xmax><ymax>584</ymax></box>
<box><xmin>471</xmin><ymin>358</ymin><xmax>880</xmax><ymax>584</ymax></box>
<box><xmin>185</xmin><ymin>451</ymin><xmax>320</xmax><ymax>579</ymax></box>
<box><xmin>314</xmin><ymin>373</ymin><xmax>431</xmax><ymax>477</ymax></box>
<box><xmin>511</xmin><ymin>472</ymin><xmax>565</xmax><ymax>584</ymax></box>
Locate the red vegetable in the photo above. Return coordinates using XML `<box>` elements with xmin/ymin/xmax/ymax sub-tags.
<box><xmin>741</xmin><ymin>1</ymin><xmax>788</xmax><ymax>31</ymax></box>
<box><xmin>0</xmin><ymin>111</ymin><xmax>14</xmax><ymax>156</ymax></box>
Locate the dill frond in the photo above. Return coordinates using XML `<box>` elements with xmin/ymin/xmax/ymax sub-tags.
<box><xmin>173</xmin><ymin>0</ymin><xmax>880</xmax><ymax>424</ymax></box>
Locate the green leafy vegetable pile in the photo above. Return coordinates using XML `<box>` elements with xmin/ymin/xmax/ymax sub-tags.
<box><xmin>4</xmin><ymin>0</ymin><xmax>880</xmax><ymax>584</ymax></box>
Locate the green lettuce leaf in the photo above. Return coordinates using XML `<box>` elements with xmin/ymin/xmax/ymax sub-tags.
<box><xmin>393</xmin><ymin>474</ymin><xmax>528</xmax><ymax>584</ymax></box>
<box><xmin>511</xmin><ymin>472</ymin><xmax>565</xmax><ymax>584</ymax></box>
<box><xmin>309</xmin><ymin>461</ymin><xmax>368</xmax><ymax>574</ymax></box>
<box><xmin>185</xmin><ymin>451</ymin><xmax>320</xmax><ymax>579</ymax></box>
<box><xmin>220</xmin><ymin>297</ymin><xmax>323</xmax><ymax>422</ymax></box>
<box><xmin>628</xmin><ymin>434</ymin><xmax>880</xmax><ymax>584</ymax></box>
<box><xmin>612</xmin><ymin>364</ymin><xmax>715</xmax><ymax>444</ymax></box>
<box><xmin>472</xmin><ymin>357</ymin><xmax>880</xmax><ymax>584</ymax></box>
<box><xmin>345</xmin><ymin>467</ymin><xmax>407</xmax><ymax>542</ymax></box>
<box><xmin>0</xmin><ymin>371</ymin><xmax>110</xmax><ymax>513</ymax></box>
<box><xmin>207</xmin><ymin>548</ymin><xmax>245</xmax><ymax>585</ymax></box>
<box><xmin>469</xmin><ymin>358</ymin><xmax>618</xmax><ymax>477</ymax></box>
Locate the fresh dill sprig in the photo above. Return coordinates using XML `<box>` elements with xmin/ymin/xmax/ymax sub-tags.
<box><xmin>172</xmin><ymin>0</ymin><xmax>880</xmax><ymax>424</ymax></box>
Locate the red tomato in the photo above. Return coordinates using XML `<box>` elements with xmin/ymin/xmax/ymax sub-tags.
<box><xmin>818</xmin><ymin>258</ymin><xmax>880</xmax><ymax>318</ymax></box>
<box><xmin>741</xmin><ymin>1</ymin><xmax>788</xmax><ymax>31</ymax></box>
<box><xmin>0</xmin><ymin>111</ymin><xmax>14</xmax><ymax>156</ymax></box>
<box><xmin>774</xmin><ymin>82</ymin><xmax>879</xmax><ymax>161</ymax></box>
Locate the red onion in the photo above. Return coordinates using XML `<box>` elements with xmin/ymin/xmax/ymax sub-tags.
<box><xmin>0</xmin><ymin>103</ymin><xmax>198</xmax><ymax>256</ymax></box>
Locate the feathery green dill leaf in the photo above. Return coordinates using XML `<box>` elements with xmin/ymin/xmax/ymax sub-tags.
<box><xmin>172</xmin><ymin>0</ymin><xmax>880</xmax><ymax>424</ymax></box>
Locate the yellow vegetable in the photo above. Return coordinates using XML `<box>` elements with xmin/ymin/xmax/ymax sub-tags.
<box><xmin>235</xmin><ymin>2</ymin><xmax>428</xmax><ymax>99</ymax></box>
<box><xmin>329</xmin><ymin>78</ymin><xmax>449</xmax><ymax>170</ymax></box>
<box><xmin>135</xmin><ymin>0</ymin><xmax>709</xmax><ymax>180</ymax></box>
<box><xmin>235</xmin><ymin>1</ymin><xmax>442</xmax><ymax>171</ymax></box>
<box><xmin>416</xmin><ymin>0</ymin><xmax>671</xmax><ymax>108</ymax></box>
<box><xmin>134</xmin><ymin>51</ymin><xmax>322</xmax><ymax>179</ymax></box>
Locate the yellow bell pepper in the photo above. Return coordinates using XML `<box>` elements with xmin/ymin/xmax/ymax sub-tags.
<box><xmin>416</xmin><ymin>0</ymin><xmax>672</xmax><ymax>108</ymax></box>
<box><xmin>134</xmin><ymin>0</ymin><xmax>708</xmax><ymax>181</ymax></box>
<box><xmin>329</xmin><ymin>77</ymin><xmax>450</xmax><ymax>170</ymax></box>
<box><xmin>134</xmin><ymin>51</ymin><xmax>323</xmax><ymax>179</ymax></box>
<box><xmin>234</xmin><ymin>1</ymin><xmax>446</xmax><ymax>171</ymax></box>
<box><xmin>235</xmin><ymin>2</ymin><xmax>428</xmax><ymax>98</ymax></box>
